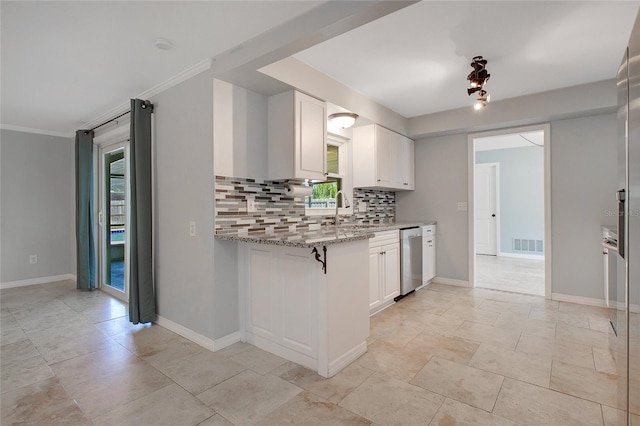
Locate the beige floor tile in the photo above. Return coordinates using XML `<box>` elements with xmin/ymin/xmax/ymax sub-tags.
<box><xmin>529</xmin><ymin>308</ymin><xmax>590</xmax><ymax>328</ymax></box>
<box><xmin>593</xmin><ymin>347</ymin><xmax>617</xmax><ymax>374</ymax></box>
<box><xmin>26</xmin><ymin>326</ymin><xmax>115</xmax><ymax>364</ymax></box>
<box><xmin>214</xmin><ymin>341</ymin><xmax>253</xmax><ymax>357</ymax></box>
<box><xmin>516</xmin><ymin>334</ymin><xmax>595</xmax><ymax>369</ymax></box>
<box><xmin>110</xmin><ymin>323</ymin><xmax>182</xmax><ymax>357</ymax></box>
<box><xmin>1</xmin><ymin>355</ymin><xmax>54</xmax><ymax>392</ymax></box>
<box><xmin>1</xmin><ymin>377</ymin><xmax>91</xmax><ymax>425</ymax></box>
<box><xmin>93</xmin><ymin>383</ymin><xmax>214</xmax><ymax>426</ymax></box>
<box><xmin>197</xmin><ymin>369</ymin><xmax>301</xmax><ymax>425</ymax></box>
<box><xmin>158</xmin><ymin>349</ymin><xmax>247</xmax><ymax>394</ymax></box>
<box><xmin>95</xmin><ymin>315</ymin><xmax>151</xmax><ymax>336</ymax></box>
<box><xmin>556</xmin><ymin>323</ymin><xmax>612</xmax><ymax>350</ymax></box>
<box><xmin>0</xmin><ymin>338</ymin><xmax>40</xmax><ymax>366</ymax></box>
<box><xmin>51</xmin><ymin>343</ymin><xmax>173</xmax><ymax>418</ymax></box>
<box><xmin>493</xmin><ymin>378</ymin><xmax>604</xmax><ymax>426</ymax></box>
<box><xmin>442</xmin><ymin>304</ymin><xmax>499</xmax><ymax>325</ymax></box>
<box><xmin>368</xmin><ymin>316</ymin><xmax>424</xmax><ymax>347</ymax></box>
<box><xmin>353</xmin><ymin>339</ymin><xmax>430</xmax><ymax>382</ymax></box>
<box><xmin>559</xmin><ymin>301</ymin><xmax>610</xmax><ymax>317</ymax></box>
<box><xmin>427</xmin><ymin>283</ymin><xmax>472</xmax><ymax>295</ymax></box>
<box><xmin>428</xmin><ymin>398</ymin><xmax>516</xmax><ymax>426</ymax></box>
<box><xmin>493</xmin><ymin>312</ymin><xmax>557</xmax><ymax>339</ymax></box>
<box><xmin>469</xmin><ymin>343</ymin><xmax>551</xmax><ymax>387</ymax></box>
<box><xmin>230</xmin><ymin>345</ymin><xmax>288</xmax><ymax>375</ymax></box>
<box><xmin>410</xmin><ymin>356</ymin><xmax>504</xmax><ymax>411</ymax></box>
<box><xmin>277</xmin><ymin>362</ymin><xmax>374</xmax><ymax>404</ymax></box>
<box><xmin>477</xmin><ymin>299</ymin><xmax>532</xmax><ymax>316</ymax></box>
<box><xmin>0</xmin><ymin>324</ymin><xmax>28</xmax><ymax>345</ymax></box>
<box><xmin>601</xmin><ymin>404</ymin><xmax>627</xmax><ymax>426</ymax></box>
<box><xmin>405</xmin><ymin>332</ymin><xmax>480</xmax><ymax>365</ymax></box>
<box><xmin>197</xmin><ymin>414</ymin><xmax>234</xmax><ymax>426</ymax></box>
<box><xmin>453</xmin><ymin>321</ymin><xmax>522</xmax><ymax>350</ymax></box>
<box><xmin>590</xmin><ymin>316</ymin><xmax>615</xmax><ymax>333</ymax></box>
<box><xmin>339</xmin><ymin>372</ymin><xmax>444</xmax><ymax>425</ymax></box>
<box><xmin>140</xmin><ymin>335</ymin><xmax>207</xmax><ymax>368</ymax></box>
<box><xmin>259</xmin><ymin>391</ymin><xmax>371</xmax><ymax>425</ymax></box>
<box><xmin>414</xmin><ymin>312</ymin><xmax>466</xmax><ymax>337</ymax></box>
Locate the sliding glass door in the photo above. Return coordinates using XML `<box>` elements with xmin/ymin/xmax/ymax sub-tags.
<box><xmin>99</xmin><ymin>141</ymin><xmax>129</xmax><ymax>301</ymax></box>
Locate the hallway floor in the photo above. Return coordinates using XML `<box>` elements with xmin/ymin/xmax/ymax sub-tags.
<box><xmin>1</xmin><ymin>280</ymin><xmax>633</xmax><ymax>425</ymax></box>
<box><xmin>475</xmin><ymin>254</ymin><xmax>545</xmax><ymax>296</ymax></box>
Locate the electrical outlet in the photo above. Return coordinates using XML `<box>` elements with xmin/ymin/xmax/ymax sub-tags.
<box><xmin>457</xmin><ymin>201</ymin><xmax>468</xmax><ymax>211</ymax></box>
<box><xmin>29</xmin><ymin>255</ymin><xmax>37</xmax><ymax>264</ymax></box>
<box><xmin>358</xmin><ymin>201</ymin><xmax>367</xmax><ymax>212</ymax></box>
<box><xmin>189</xmin><ymin>221</ymin><xmax>196</xmax><ymax>237</ymax></box>
<box><xmin>247</xmin><ymin>199</ymin><xmax>256</xmax><ymax>213</ymax></box>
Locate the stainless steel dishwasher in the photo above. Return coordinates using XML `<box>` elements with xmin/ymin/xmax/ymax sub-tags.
<box><xmin>398</xmin><ymin>226</ymin><xmax>423</xmax><ymax>297</ymax></box>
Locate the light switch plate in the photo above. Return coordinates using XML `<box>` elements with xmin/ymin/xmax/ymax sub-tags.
<box><xmin>247</xmin><ymin>199</ymin><xmax>256</xmax><ymax>213</ymax></box>
<box><xmin>457</xmin><ymin>201</ymin><xmax>468</xmax><ymax>211</ymax></box>
<box><xmin>358</xmin><ymin>201</ymin><xmax>367</xmax><ymax>212</ymax></box>
<box><xmin>189</xmin><ymin>221</ymin><xmax>196</xmax><ymax>237</ymax></box>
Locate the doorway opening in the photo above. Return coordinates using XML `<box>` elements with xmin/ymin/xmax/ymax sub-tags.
<box><xmin>468</xmin><ymin>125</ymin><xmax>551</xmax><ymax>297</ymax></box>
<box><xmin>99</xmin><ymin>142</ymin><xmax>129</xmax><ymax>302</ymax></box>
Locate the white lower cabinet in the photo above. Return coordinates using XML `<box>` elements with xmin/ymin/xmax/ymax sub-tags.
<box><xmin>369</xmin><ymin>230</ymin><xmax>400</xmax><ymax>315</ymax></box>
<box><xmin>240</xmin><ymin>240</ymin><xmax>370</xmax><ymax>378</ymax></box>
<box><xmin>422</xmin><ymin>225</ymin><xmax>436</xmax><ymax>284</ymax></box>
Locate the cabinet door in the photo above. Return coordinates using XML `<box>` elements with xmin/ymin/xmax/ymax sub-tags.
<box><xmin>295</xmin><ymin>92</ymin><xmax>326</xmax><ymax>180</ymax></box>
<box><xmin>247</xmin><ymin>247</ymin><xmax>278</xmax><ymax>340</ymax></box>
<box><xmin>400</xmin><ymin>137</ymin><xmax>415</xmax><ymax>190</ymax></box>
<box><xmin>375</xmin><ymin>126</ymin><xmax>397</xmax><ymax>188</ymax></box>
<box><xmin>369</xmin><ymin>248</ymin><xmax>382</xmax><ymax>311</ymax></box>
<box><xmin>382</xmin><ymin>243</ymin><xmax>400</xmax><ymax>303</ymax></box>
<box><xmin>424</xmin><ymin>238</ymin><xmax>436</xmax><ymax>282</ymax></box>
<box><xmin>278</xmin><ymin>249</ymin><xmax>317</xmax><ymax>357</ymax></box>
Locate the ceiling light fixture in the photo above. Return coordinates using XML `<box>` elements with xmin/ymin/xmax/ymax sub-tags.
<box><xmin>467</xmin><ymin>56</ymin><xmax>491</xmax><ymax>110</ymax></box>
<box><xmin>328</xmin><ymin>112</ymin><xmax>359</xmax><ymax>129</ymax></box>
<box><xmin>154</xmin><ymin>38</ymin><xmax>173</xmax><ymax>50</ymax></box>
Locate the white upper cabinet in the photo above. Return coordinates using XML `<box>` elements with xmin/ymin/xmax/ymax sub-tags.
<box><xmin>268</xmin><ymin>90</ymin><xmax>327</xmax><ymax>180</ymax></box>
<box><xmin>353</xmin><ymin>124</ymin><xmax>414</xmax><ymax>190</ymax></box>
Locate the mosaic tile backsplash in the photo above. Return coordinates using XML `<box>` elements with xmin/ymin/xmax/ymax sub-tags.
<box><xmin>215</xmin><ymin>176</ymin><xmax>395</xmax><ymax>235</ymax></box>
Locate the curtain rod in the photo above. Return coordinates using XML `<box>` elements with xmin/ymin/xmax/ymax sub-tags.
<box><xmin>88</xmin><ymin>110</ymin><xmax>130</xmax><ymax>133</ymax></box>
<box><xmin>87</xmin><ymin>99</ymin><xmax>153</xmax><ymax>133</ymax></box>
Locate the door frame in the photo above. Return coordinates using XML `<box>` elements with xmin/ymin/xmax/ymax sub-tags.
<box><xmin>474</xmin><ymin>162</ymin><xmax>500</xmax><ymax>256</ymax></box>
<box><xmin>467</xmin><ymin>123</ymin><xmax>552</xmax><ymax>299</ymax></box>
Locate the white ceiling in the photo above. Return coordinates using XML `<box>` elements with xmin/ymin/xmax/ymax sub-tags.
<box><xmin>0</xmin><ymin>0</ymin><xmax>323</xmax><ymax>136</ymax></box>
<box><xmin>294</xmin><ymin>1</ymin><xmax>639</xmax><ymax>118</ymax></box>
<box><xmin>2</xmin><ymin>1</ymin><xmax>639</xmax><ymax>137</ymax></box>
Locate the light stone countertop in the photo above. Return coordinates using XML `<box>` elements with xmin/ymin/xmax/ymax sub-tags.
<box><xmin>214</xmin><ymin>221</ymin><xmax>436</xmax><ymax>248</ymax></box>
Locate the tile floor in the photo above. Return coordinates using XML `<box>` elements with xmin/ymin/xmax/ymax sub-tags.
<box><xmin>1</xmin><ymin>279</ymin><xmax>637</xmax><ymax>425</ymax></box>
<box><xmin>475</xmin><ymin>255</ymin><xmax>545</xmax><ymax>296</ymax></box>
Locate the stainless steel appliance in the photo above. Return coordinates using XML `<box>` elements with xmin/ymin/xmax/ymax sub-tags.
<box><xmin>602</xmin><ymin>226</ymin><xmax>618</xmax><ymax>335</ymax></box>
<box><xmin>399</xmin><ymin>226</ymin><xmax>422</xmax><ymax>297</ymax></box>
<box><xmin>613</xmin><ymin>11</ymin><xmax>640</xmax><ymax>423</ymax></box>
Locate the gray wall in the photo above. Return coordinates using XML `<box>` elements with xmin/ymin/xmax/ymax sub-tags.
<box><xmin>396</xmin><ymin>112</ymin><xmax>618</xmax><ymax>300</ymax></box>
<box><xmin>396</xmin><ymin>133</ymin><xmax>469</xmax><ymax>282</ymax></box>
<box><xmin>476</xmin><ymin>146</ymin><xmax>544</xmax><ymax>254</ymax></box>
<box><xmin>151</xmin><ymin>69</ymin><xmax>237</xmax><ymax>340</ymax></box>
<box><xmin>1</xmin><ymin>129</ymin><xmax>74</xmax><ymax>283</ymax></box>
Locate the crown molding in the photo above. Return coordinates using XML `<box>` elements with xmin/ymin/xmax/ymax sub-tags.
<box><xmin>81</xmin><ymin>57</ymin><xmax>213</xmax><ymax>130</ymax></box>
<box><xmin>0</xmin><ymin>124</ymin><xmax>72</xmax><ymax>139</ymax></box>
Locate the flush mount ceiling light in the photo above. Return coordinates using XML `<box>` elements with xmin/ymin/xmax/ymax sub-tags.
<box><xmin>467</xmin><ymin>56</ymin><xmax>491</xmax><ymax>110</ymax></box>
<box><xmin>154</xmin><ymin>37</ymin><xmax>173</xmax><ymax>50</ymax></box>
<box><xmin>328</xmin><ymin>112</ymin><xmax>359</xmax><ymax>129</ymax></box>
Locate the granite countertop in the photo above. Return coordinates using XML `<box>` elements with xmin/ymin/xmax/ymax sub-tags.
<box><xmin>214</xmin><ymin>221</ymin><xmax>436</xmax><ymax>248</ymax></box>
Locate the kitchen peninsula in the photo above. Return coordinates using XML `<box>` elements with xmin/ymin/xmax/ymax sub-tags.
<box><xmin>216</xmin><ymin>228</ymin><xmax>374</xmax><ymax>378</ymax></box>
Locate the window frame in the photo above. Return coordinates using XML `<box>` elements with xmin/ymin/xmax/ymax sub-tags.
<box><xmin>305</xmin><ymin>132</ymin><xmax>353</xmax><ymax>217</ymax></box>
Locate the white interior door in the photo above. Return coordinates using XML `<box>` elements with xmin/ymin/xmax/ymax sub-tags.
<box><xmin>475</xmin><ymin>164</ymin><xmax>498</xmax><ymax>255</ymax></box>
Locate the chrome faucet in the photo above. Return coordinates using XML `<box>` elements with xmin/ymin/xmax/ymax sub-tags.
<box><xmin>334</xmin><ymin>190</ymin><xmax>351</xmax><ymax>226</ymax></box>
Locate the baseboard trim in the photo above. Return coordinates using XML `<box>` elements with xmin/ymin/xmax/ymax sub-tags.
<box><xmin>328</xmin><ymin>341</ymin><xmax>367</xmax><ymax>378</ymax></box>
<box><xmin>0</xmin><ymin>274</ymin><xmax>76</xmax><ymax>290</ymax></box>
<box><xmin>551</xmin><ymin>293</ymin><xmax>607</xmax><ymax>308</ymax></box>
<box><xmin>154</xmin><ymin>315</ymin><xmax>240</xmax><ymax>352</ymax></box>
<box><xmin>498</xmin><ymin>252</ymin><xmax>544</xmax><ymax>260</ymax></box>
<box><xmin>433</xmin><ymin>277</ymin><xmax>469</xmax><ymax>287</ymax></box>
